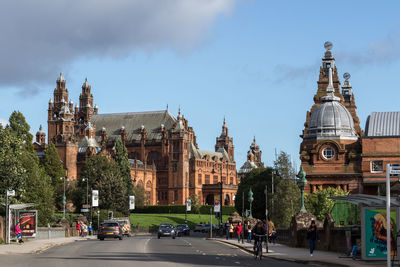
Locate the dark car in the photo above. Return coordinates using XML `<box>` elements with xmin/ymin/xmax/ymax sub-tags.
<box><xmin>97</xmin><ymin>221</ymin><xmax>123</xmax><ymax>241</ymax></box>
<box><xmin>158</xmin><ymin>223</ymin><xmax>176</xmax><ymax>239</ymax></box>
<box><xmin>202</xmin><ymin>224</ymin><xmax>218</xmax><ymax>233</ymax></box>
<box><xmin>176</xmin><ymin>224</ymin><xmax>190</xmax><ymax>236</ymax></box>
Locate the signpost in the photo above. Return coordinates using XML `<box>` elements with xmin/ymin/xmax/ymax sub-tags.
<box><xmin>92</xmin><ymin>190</ymin><xmax>99</xmax><ymax>207</ymax></box>
<box><xmin>214</xmin><ymin>199</ymin><xmax>220</xmax><ymax>213</ymax></box>
<box><xmin>129</xmin><ymin>196</ymin><xmax>135</xmax><ymax>210</ymax></box>
<box><xmin>185</xmin><ymin>199</ymin><xmax>191</xmax><ymax>224</ymax></box>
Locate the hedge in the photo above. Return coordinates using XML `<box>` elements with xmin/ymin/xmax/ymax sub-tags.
<box><xmin>132</xmin><ymin>205</ymin><xmax>237</xmax><ymax>215</ymax></box>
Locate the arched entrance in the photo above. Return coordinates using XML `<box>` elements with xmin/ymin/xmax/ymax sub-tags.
<box><xmin>205</xmin><ymin>194</ymin><xmax>214</xmax><ymax>205</ymax></box>
<box><xmin>146</xmin><ymin>180</ymin><xmax>152</xmax><ymax>205</ymax></box>
<box><xmin>224</xmin><ymin>194</ymin><xmax>230</xmax><ymax>205</ymax></box>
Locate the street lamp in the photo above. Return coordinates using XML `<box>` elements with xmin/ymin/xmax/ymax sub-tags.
<box><xmin>60</xmin><ymin>176</ymin><xmax>69</xmax><ymax>219</ymax></box>
<box><xmin>211</xmin><ymin>167</ymin><xmax>223</xmax><ymax>226</ymax></box>
<box><xmin>296</xmin><ymin>166</ymin><xmax>308</xmax><ymax>212</ymax></box>
<box><xmin>248</xmin><ymin>188</ymin><xmax>254</xmax><ymax>218</ymax></box>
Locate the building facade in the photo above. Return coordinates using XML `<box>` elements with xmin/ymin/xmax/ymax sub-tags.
<box><xmin>300</xmin><ymin>42</ymin><xmax>400</xmax><ymax>194</ymax></box>
<box><xmin>237</xmin><ymin>137</ymin><xmax>264</xmax><ymax>181</ymax></box>
<box><xmin>35</xmin><ymin>73</ymin><xmax>238</xmax><ymax>206</ymax></box>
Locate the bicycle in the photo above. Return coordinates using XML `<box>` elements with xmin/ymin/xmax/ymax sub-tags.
<box><xmin>254</xmin><ymin>234</ymin><xmax>264</xmax><ymax>260</ymax></box>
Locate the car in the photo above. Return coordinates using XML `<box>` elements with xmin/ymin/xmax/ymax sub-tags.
<box><xmin>158</xmin><ymin>223</ymin><xmax>176</xmax><ymax>239</ymax></box>
<box><xmin>193</xmin><ymin>224</ymin><xmax>205</xmax><ymax>232</ymax></box>
<box><xmin>176</xmin><ymin>224</ymin><xmax>190</xmax><ymax>236</ymax></box>
<box><xmin>202</xmin><ymin>224</ymin><xmax>218</xmax><ymax>233</ymax></box>
<box><xmin>97</xmin><ymin>221</ymin><xmax>123</xmax><ymax>241</ymax></box>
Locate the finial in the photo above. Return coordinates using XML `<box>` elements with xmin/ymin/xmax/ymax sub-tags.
<box><xmin>223</xmin><ymin>116</ymin><xmax>226</xmax><ymax>126</ymax></box>
<box><xmin>343</xmin><ymin>72</ymin><xmax>351</xmax><ymax>81</ymax></box>
<box><xmin>85</xmin><ymin>77</ymin><xmax>88</xmax><ymax>82</ymax></box>
<box><xmin>166</xmin><ymin>104</ymin><xmax>168</xmax><ymax>111</ymax></box>
<box><xmin>39</xmin><ymin>125</ymin><xmax>43</xmax><ymax>131</ymax></box>
<box><xmin>177</xmin><ymin>105</ymin><xmax>182</xmax><ymax>120</ymax></box>
<box><xmin>324</xmin><ymin>41</ymin><xmax>333</xmax><ymax>51</ymax></box>
<box><xmin>326</xmin><ymin>67</ymin><xmax>334</xmax><ymax>93</ymax></box>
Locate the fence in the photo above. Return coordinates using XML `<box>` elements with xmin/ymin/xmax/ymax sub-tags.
<box><xmin>36</xmin><ymin>227</ymin><xmax>66</xmax><ymax>239</ymax></box>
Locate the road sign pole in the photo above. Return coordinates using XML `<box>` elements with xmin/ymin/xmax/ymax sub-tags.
<box><xmin>386</xmin><ymin>164</ymin><xmax>391</xmax><ymax>267</ymax></box>
<box><xmin>5</xmin><ymin>190</ymin><xmax>9</xmax><ymax>244</ymax></box>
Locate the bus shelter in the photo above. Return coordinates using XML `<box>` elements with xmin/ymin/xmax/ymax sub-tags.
<box><xmin>1</xmin><ymin>203</ymin><xmax>37</xmax><ymax>243</ymax></box>
<box><xmin>330</xmin><ymin>194</ymin><xmax>400</xmax><ymax>261</ymax></box>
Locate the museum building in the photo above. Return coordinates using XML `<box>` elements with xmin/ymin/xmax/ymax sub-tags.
<box><xmin>34</xmin><ymin>74</ymin><xmax>238</xmax><ymax>206</ymax></box>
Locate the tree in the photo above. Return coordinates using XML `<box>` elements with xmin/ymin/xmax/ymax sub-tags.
<box><xmin>189</xmin><ymin>194</ymin><xmax>200</xmax><ymax>216</ymax></box>
<box><xmin>271</xmin><ymin>178</ymin><xmax>300</xmax><ymax>227</ymax></box>
<box><xmin>305</xmin><ymin>188</ymin><xmax>348</xmax><ymax>221</ymax></box>
<box><xmin>40</xmin><ymin>142</ymin><xmax>65</xmax><ymax>209</ymax></box>
<box><xmin>0</xmin><ymin>127</ymin><xmax>27</xmax><ymax>197</ymax></box>
<box><xmin>21</xmin><ymin>152</ymin><xmax>55</xmax><ymax>226</ymax></box>
<box><xmin>7</xmin><ymin>111</ymin><xmax>34</xmax><ymax>152</ymax></box>
<box><xmin>76</xmin><ymin>155</ymin><xmax>128</xmax><ymax>214</ymax></box>
<box><xmin>133</xmin><ymin>185</ymin><xmax>146</xmax><ymax>206</ymax></box>
<box><xmin>114</xmin><ymin>138</ymin><xmax>133</xmax><ymax>195</ymax></box>
<box><xmin>274</xmin><ymin>151</ymin><xmax>296</xmax><ymax>180</ymax></box>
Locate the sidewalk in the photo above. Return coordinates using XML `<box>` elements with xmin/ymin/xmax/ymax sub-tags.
<box><xmin>0</xmin><ymin>236</ymin><xmax>96</xmax><ymax>255</ymax></box>
<box><xmin>211</xmin><ymin>237</ymin><xmax>386</xmax><ymax>267</ymax></box>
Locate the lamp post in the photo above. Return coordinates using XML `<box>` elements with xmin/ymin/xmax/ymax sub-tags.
<box><xmin>60</xmin><ymin>176</ymin><xmax>68</xmax><ymax>219</ymax></box>
<box><xmin>248</xmin><ymin>188</ymin><xmax>254</xmax><ymax>218</ymax></box>
<box><xmin>296</xmin><ymin>166</ymin><xmax>308</xmax><ymax>212</ymax></box>
<box><xmin>82</xmin><ymin>178</ymin><xmax>89</xmax><ymax>206</ymax></box>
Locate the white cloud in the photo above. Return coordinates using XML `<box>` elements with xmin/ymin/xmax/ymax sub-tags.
<box><xmin>0</xmin><ymin>0</ymin><xmax>235</xmax><ymax>92</ymax></box>
<box><xmin>0</xmin><ymin>118</ymin><xmax>8</xmax><ymax>127</ymax></box>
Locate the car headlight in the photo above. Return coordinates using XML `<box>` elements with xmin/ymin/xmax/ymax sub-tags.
<box><xmin>159</xmin><ymin>230</ymin><xmax>162</xmax><ymax>232</ymax></box>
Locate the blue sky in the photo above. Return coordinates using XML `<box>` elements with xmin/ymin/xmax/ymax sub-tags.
<box><xmin>1</xmin><ymin>0</ymin><xmax>400</xmax><ymax>168</ymax></box>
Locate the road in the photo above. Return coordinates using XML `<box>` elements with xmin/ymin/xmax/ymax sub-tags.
<box><xmin>0</xmin><ymin>234</ymin><xmax>306</xmax><ymax>267</ymax></box>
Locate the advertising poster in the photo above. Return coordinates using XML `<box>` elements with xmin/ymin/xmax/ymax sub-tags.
<box><xmin>129</xmin><ymin>195</ymin><xmax>135</xmax><ymax>210</ymax></box>
<box><xmin>186</xmin><ymin>199</ymin><xmax>191</xmax><ymax>212</ymax></box>
<box><xmin>214</xmin><ymin>199</ymin><xmax>220</xmax><ymax>213</ymax></box>
<box><xmin>19</xmin><ymin>210</ymin><xmax>37</xmax><ymax>237</ymax></box>
<box><xmin>92</xmin><ymin>190</ymin><xmax>99</xmax><ymax>207</ymax></box>
<box><xmin>365</xmin><ymin>209</ymin><xmax>397</xmax><ymax>259</ymax></box>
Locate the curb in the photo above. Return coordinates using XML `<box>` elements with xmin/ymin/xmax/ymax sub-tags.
<box><xmin>33</xmin><ymin>237</ymin><xmax>94</xmax><ymax>254</ymax></box>
<box><xmin>210</xmin><ymin>239</ymin><xmax>351</xmax><ymax>267</ymax></box>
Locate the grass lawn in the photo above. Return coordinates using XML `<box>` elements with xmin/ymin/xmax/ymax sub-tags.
<box><xmin>130</xmin><ymin>213</ymin><xmax>229</xmax><ymax>229</ymax></box>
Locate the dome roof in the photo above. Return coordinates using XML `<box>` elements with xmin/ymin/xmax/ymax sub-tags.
<box><xmin>307</xmin><ymin>101</ymin><xmax>356</xmax><ymax>140</ymax></box>
<box><xmin>57</xmin><ymin>72</ymin><xmax>65</xmax><ymax>82</ymax></box>
<box><xmin>307</xmin><ymin>67</ymin><xmax>356</xmax><ymax>140</ymax></box>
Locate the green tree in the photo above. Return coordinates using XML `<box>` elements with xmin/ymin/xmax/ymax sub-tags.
<box><xmin>7</xmin><ymin>111</ymin><xmax>34</xmax><ymax>152</ymax></box>
<box><xmin>189</xmin><ymin>194</ymin><xmax>201</xmax><ymax>215</ymax></box>
<box><xmin>76</xmin><ymin>155</ymin><xmax>128</xmax><ymax>214</ymax></box>
<box><xmin>305</xmin><ymin>188</ymin><xmax>348</xmax><ymax>221</ymax></box>
<box><xmin>272</xmin><ymin>178</ymin><xmax>301</xmax><ymax>227</ymax></box>
<box><xmin>274</xmin><ymin>151</ymin><xmax>296</xmax><ymax>180</ymax></box>
<box><xmin>40</xmin><ymin>142</ymin><xmax>65</xmax><ymax>209</ymax></box>
<box><xmin>133</xmin><ymin>185</ymin><xmax>146</xmax><ymax>207</ymax></box>
<box><xmin>0</xmin><ymin>127</ymin><xmax>27</xmax><ymax>197</ymax></box>
<box><xmin>114</xmin><ymin>138</ymin><xmax>133</xmax><ymax>195</ymax></box>
<box><xmin>21</xmin><ymin>152</ymin><xmax>55</xmax><ymax>226</ymax></box>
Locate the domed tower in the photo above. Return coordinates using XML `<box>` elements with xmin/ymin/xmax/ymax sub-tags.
<box><xmin>215</xmin><ymin>118</ymin><xmax>234</xmax><ymax>161</ymax></box>
<box><xmin>299</xmin><ymin>42</ymin><xmax>362</xmax><ymax>193</ymax></box>
<box><xmin>74</xmin><ymin>77</ymin><xmax>96</xmax><ymax>139</ymax></box>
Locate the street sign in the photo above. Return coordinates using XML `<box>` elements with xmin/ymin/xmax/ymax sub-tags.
<box><xmin>92</xmin><ymin>190</ymin><xmax>99</xmax><ymax>207</ymax></box>
<box><xmin>7</xmin><ymin>190</ymin><xmax>15</xmax><ymax>196</ymax></box>
<box><xmin>80</xmin><ymin>208</ymin><xmax>89</xmax><ymax>212</ymax></box>
<box><xmin>214</xmin><ymin>199</ymin><xmax>220</xmax><ymax>213</ymax></box>
<box><xmin>186</xmin><ymin>199</ymin><xmax>191</xmax><ymax>211</ymax></box>
<box><xmin>390</xmin><ymin>164</ymin><xmax>400</xmax><ymax>175</ymax></box>
<box><xmin>129</xmin><ymin>195</ymin><xmax>135</xmax><ymax>210</ymax></box>
<box><xmin>82</xmin><ymin>204</ymin><xmax>90</xmax><ymax>209</ymax></box>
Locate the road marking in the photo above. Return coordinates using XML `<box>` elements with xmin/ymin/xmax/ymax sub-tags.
<box><xmin>235</xmin><ymin>261</ymin><xmax>241</xmax><ymax>264</ymax></box>
<box><xmin>202</xmin><ymin>253</ymin><xmax>206</xmax><ymax>255</ymax></box>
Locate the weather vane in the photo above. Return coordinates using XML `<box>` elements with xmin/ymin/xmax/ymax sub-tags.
<box><xmin>324</xmin><ymin>41</ymin><xmax>333</xmax><ymax>51</ymax></box>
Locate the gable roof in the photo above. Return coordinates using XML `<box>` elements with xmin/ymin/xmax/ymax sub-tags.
<box><xmin>365</xmin><ymin>112</ymin><xmax>400</xmax><ymax>137</ymax></box>
<box><xmin>90</xmin><ymin>110</ymin><xmax>176</xmax><ymax>143</ymax></box>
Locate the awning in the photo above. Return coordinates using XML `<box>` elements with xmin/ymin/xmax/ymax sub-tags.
<box><xmin>1</xmin><ymin>203</ymin><xmax>38</xmax><ymax>210</ymax></box>
<box><xmin>329</xmin><ymin>194</ymin><xmax>400</xmax><ymax>207</ymax></box>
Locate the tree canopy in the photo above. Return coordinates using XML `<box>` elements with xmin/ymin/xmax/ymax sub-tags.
<box><xmin>114</xmin><ymin>138</ymin><xmax>133</xmax><ymax>195</ymax></box>
<box><xmin>305</xmin><ymin>187</ymin><xmax>348</xmax><ymax>221</ymax></box>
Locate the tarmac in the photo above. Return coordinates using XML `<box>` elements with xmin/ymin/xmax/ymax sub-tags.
<box><xmin>0</xmin><ymin>236</ymin><xmax>96</xmax><ymax>255</ymax></box>
<box><xmin>212</xmin><ymin>237</ymin><xmax>387</xmax><ymax>267</ymax></box>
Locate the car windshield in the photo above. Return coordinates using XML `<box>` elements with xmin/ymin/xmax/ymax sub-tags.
<box><xmin>103</xmin><ymin>223</ymin><xmax>118</xmax><ymax>227</ymax></box>
<box><xmin>160</xmin><ymin>224</ymin><xmax>173</xmax><ymax>228</ymax></box>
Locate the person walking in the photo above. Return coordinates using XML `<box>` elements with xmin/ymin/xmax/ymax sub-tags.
<box><xmin>268</xmin><ymin>219</ymin><xmax>277</xmax><ymax>244</ymax></box>
<box><xmin>307</xmin><ymin>220</ymin><xmax>319</xmax><ymax>256</ymax></box>
<box><xmin>235</xmin><ymin>222</ymin><xmax>243</xmax><ymax>243</ymax></box>
<box><xmin>225</xmin><ymin>220</ymin><xmax>231</xmax><ymax>240</ymax></box>
<box><xmin>88</xmin><ymin>222</ymin><xmax>93</xmax><ymax>236</ymax></box>
<box><xmin>76</xmin><ymin>221</ymin><xmax>81</xmax><ymax>236</ymax></box>
<box><xmin>14</xmin><ymin>222</ymin><xmax>23</xmax><ymax>244</ymax></box>
<box><xmin>246</xmin><ymin>221</ymin><xmax>252</xmax><ymax>243</ymax></box>
<box><xmin>81</xmin><ymin>222</ymin><xmax>88</xmax><ymax>237</ymax></box>
<box><xmin>229</xmin><ymin>223</ymin><xmax>234</xmax><ymax>239</ymax></box>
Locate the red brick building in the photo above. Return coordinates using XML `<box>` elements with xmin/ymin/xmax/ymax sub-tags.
<box><xmin>300</xmin><ymin>42</ymin><xmax>400</xmax><ymax>194</ymax></box>
<box><xmin>34</xmin><ymin>73</ymin><xmax>238</xmax><ymax>205</ymax></box>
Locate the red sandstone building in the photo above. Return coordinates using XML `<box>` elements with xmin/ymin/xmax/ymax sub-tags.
<box><xmin>300</xmin><ymin>42</ymin><xmax>400</xmax><ymax>194</ymax></box>
<box><xmin>34</xmin><ymin>74</ymin><xmax>238</xmax><ymax>205</ymax></box>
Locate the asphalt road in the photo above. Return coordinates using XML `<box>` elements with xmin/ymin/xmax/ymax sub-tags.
<box><xmin>0</xmin><ymin>234</ymin><xmax>306</xmax><ymax>267</ymax></box>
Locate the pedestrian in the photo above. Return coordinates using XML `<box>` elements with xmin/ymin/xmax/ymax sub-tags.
<box><xmin>225</xmin><ymin>220</ymin><xmax>230</xmax><ymax>240</ymax></box>
<box><xmin>76</xmin><ymin>221</ymin><xmax>81</xmax><ymax>236</ymax></box>
<box><xmin>14</xmin><ymin>222</ymin><xmax>24</xmax><ymax>244</ymax></box>
<box><xmin>229</xmin><ymin>223</ymin><xmax>234</xmax><ymax>238</ymax></box>
<box><xmin>268</xmin><ymin>219</ymin><xmax>277</xmax><ymax>244</ymax></box>
<box><xmin>88</xmin><ymin>222</ymin><xmax>93</xmax><ymax>236</ymax></box>
<box><xmin>235</xmin><ymin>222</ymin><xmax>243</xmax><ymax>243</ymax></box>
<box><xmin>307</xmin><ymin>220</ymin><xmax>319</xmax><ymax>256</ymax></box>
<box><xmin>246</xmin><ymin>221</ymin><xmax>252</xmax><ymax>243</ymax></box>
<box><xmin>251</xmin><ymin>221</ymin><xmax>266</xmax><ymax>252</ymax></box>
<box><xmin>81</xmin><ymin>222</ymin><xmax>88</xmax><ymax>237</ymax></box>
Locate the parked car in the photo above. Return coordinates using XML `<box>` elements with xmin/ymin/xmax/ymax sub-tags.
<box><xmin>202</xmin><ymin>224</ymin><xmax>218</xmax><ymax>233</ymax></box>
<box><xmin>114</xmin><ymin>217</ymin><xmax>131</xmax><ymax>236</ymax></box>
<box><xmin>97</xmin><ymin>221</ymin><xmax>123</xmax><ymax>241</ymax></box>
<box><xmin>158</xmin><ymin>223</ymin><xmax>176</xmax><ymax>239</ymax></box>
<box><xmin>193</xmin><ymin>224</ymin><xmax>205</xmax><ymax>232</ymax></box>
<box><xmin>176</xmin><ymin>224</ymin><xmax>190</xmax><ymax>236</ymax></box>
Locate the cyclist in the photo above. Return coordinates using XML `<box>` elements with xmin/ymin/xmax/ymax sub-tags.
<box><xmin>252</xmin><ymin>221</ymin><xmax>266</xmax><ymax>253</ymax></box>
